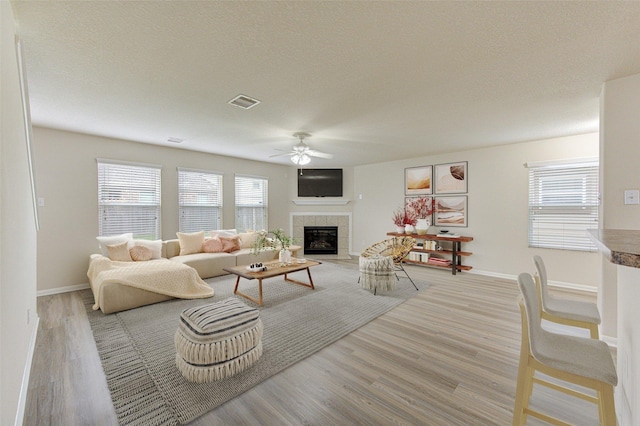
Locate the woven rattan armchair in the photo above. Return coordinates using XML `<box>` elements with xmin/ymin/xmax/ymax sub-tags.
<box><xmin>359</xmin><ymin>236</ymin><xmax>418</xmax><ymax>293</ymax></box>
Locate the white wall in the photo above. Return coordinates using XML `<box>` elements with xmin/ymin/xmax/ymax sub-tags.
<box><xmin>1</xmin><ymin>2</ymin><xmax>40</xmax><ymax>424</ymax></box>
<box><xmin>35</xmin><ymin>127</ymin><xmax>602</xmax><ymax>292</ymax></box>
<box><xmin>32</xmin><ymin>127</ymin><xmax>292</xmax><ymax>292</ymax></box>
<box><xmin>352</xmin><ymin>133</ymin><xmax>601</xmax><ymax>288</ymax></box>
<box><xmin>600</xmin><ymin>72</ymin><xmax>640</xmax><ymax>425</ymax></box>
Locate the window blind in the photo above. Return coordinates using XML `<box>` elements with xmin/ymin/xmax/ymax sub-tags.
<box><xmin>528</xmin><ymin>161</ymin><xmax>599</xmax><ymax>251</ymax></box>
<box><xmin>235</xmin><ymin>174</ymin><xmax>268</xmax><ymax>232</ymax></box>
<box><xmin>97</xmin><ymin>159</ymin><xmax>161</xmax><ymax>239</ymax></box>
<box><xmin>178</xmin><ymin>168</ymin><xmax>223</xmax><ymax>232</ymax></box>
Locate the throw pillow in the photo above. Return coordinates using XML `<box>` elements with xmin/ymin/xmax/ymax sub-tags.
<box><xmin>129</xmin><ymin>239</ymin><xmax>162</xmax><ymax>259</ymax></box>
<box><xmin>219</xmin><ymin>236</ymin><xmax>241</xmax><ymax>253</ymax></box>
<box><xmin>177</xmin><ymin>231</ymin><xmax>205</xmax><ymax>255</ymax></box>
<box><xmin>129</xmin><ymin>245</ymin><xmax>153</xmax><ymax>261</ymax></box>
<box><xmin>106</xmin><ymin>241</ymin><xmax>133</xmax><ymax>261</ymax></box>
<box><xmin>238</xmin><ymin>230</ymin><xmax>258</xmax><ymax>249</ymax></box>
<box><xmin>202</xmin><ymin>237</ymin><xmax>224</xmax><ymax>253</ymax></box>
<box><xmin>210</xmin><ymin>229</ymin><xmax>238</xmax><ymax>238</ymax></box>
<box><xmin>97</xmin><ymin>233</ymin><xmax>133</xmax><ymax>256</ymax></box>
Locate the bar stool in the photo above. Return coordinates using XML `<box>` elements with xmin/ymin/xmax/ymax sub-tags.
<box><xmin>513</xmin><ymin>273</ymin><xmax>617</xmax><ymax>425</ymax></box>
<box><xmin>533</xmin><ymin>255</ymin><xmax>601</xmax><ymax>339</ymax></box>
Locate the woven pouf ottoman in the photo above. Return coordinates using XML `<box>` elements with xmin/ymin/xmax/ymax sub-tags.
<box><xmin>175</xmin><ymin>298</ymin><xmax>263</xmax><ymax>383</ymax></box>
<box><xmin>359</xmin><ymin>255</ymin><xmax>395</xmax><ymax>295</ymax></box>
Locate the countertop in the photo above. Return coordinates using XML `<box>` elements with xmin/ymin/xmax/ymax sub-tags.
<box><xmin>588</xmin><ymin>229</ymin><xmax>640</xmax><ymax>268</ymax></box>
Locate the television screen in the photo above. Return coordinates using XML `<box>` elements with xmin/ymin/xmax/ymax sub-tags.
<box><xmin>297</xmin><ymin>169</ymin><xmax>343</xmax><ymax>197</ymax></box>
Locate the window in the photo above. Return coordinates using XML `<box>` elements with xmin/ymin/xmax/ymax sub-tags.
<box><xmin>97</xmin><ymin>159</ymin><xmax>161</xmax><ymax>239</ymax></box>
<box><xmin>528</xmin><ymin>159</ymin><xmax>599</xmax><ymax>251</ymax></box>
<box><xmin>235</xmin><ymin>174</ymin><xmax>267</xmax><ymax>232</ymax></box>
<box><xmin>178</xmin><ymin>168</ymin><xmax>223</xmax><ymax>232</ymax></box>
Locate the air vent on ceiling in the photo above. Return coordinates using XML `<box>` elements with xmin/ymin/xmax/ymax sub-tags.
<box><xmin>228</xmin><ymin>94</ymin><xmax>261</xmax><ymax>109</ymax></box>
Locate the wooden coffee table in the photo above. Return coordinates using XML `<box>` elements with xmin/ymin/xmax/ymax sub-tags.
<box><xmin>223</xmin><ymin>259</ymin><xmax>321</xmax><ymax>306</ymax></box>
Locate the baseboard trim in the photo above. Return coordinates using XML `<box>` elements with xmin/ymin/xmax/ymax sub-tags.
<box><xmin>15</xmin><ymin>315</ymin><xmax>39</xmax><ymax>426</ymax></box>
<box><xmin>470</xmin><ymin>269</ymin><xmax>598</xmax><ymax>294</ymax></box>
<box><xmin>37</xmin><ymin>283</ymin><xmax>89</xmax><ymax>297</ymax></box>
<box><xmin>602</xmin><ymin>335</ymin><xmax>618</xmax><ymax>348</ymax></box>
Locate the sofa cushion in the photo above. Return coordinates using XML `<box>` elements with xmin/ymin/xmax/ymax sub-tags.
<box><xmin>129</xmin><ymin>244</ymin><xmax>153</xmax><ymax>261</ymax></box>
<box><xmin>177</xmin><ymin>231</ymin><xmax>205</xmax><ymax>255</ymax></box>
<box><xmin>210</xmin><ymin>229</ymin><xmax>237</xmax><ymax>238</ymax></box>
<box><xmin>107</xmin><ymin>241</ymin><xmax>133</xmax><ymax>261</ymax></box>
<box><xmin>233</xmin><ymin>245</ymin><xmax>302</xmax><ymax>266</ymax></box>
<box><xmin>97</xmin><ymin>281</ymin><xmax>175</xmax><ymax>314</ymax></box>
<box><xmin>202</xmin><ymin>237</ymin><xmax>223</xmax><ymax>253</ymax></box>
<box><xmin>220</xmin><ymin>236</ymin><xmax>241</xmax><ymax>253</ymax></box>
<box><xmin>129</xmin><ymin>239</ymin><xmax>162</xmax><ymax>259</ymax></box>
<box><xmin>169</xmin><ymin>252</ymin><xmax>236</xmax><ymax>279</ymax></box>
<box><xmin>234</xmin><ymin>248</ymin><xmax>276</xmax><ymax>266</ymax></box>
<box><xmin>238</xmin><ymin>230</ymin><xmax>258</xmax><ymax>249</ymax></box>
<box><xmin>97</xmin><ymin>233</ymin><xmax>133</xmax><ymax>256</ymax></box>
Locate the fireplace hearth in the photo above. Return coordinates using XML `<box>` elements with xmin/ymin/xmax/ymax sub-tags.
<box><xmin>304</xmin><ymin>226</ymin><xmax>338</xmax><ymax>255</ymax></box>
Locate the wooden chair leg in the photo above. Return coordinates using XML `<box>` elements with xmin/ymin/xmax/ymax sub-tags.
<box><xmin>512</xmin><ymin>361</ymin><xmax>528</xmax><ymax>425</ymax></box>
<box><xmin>513</xmin><ymin>312</ymin><xmax>535</xmax><ymax>426</ymax></box>
<box><xmin>598</xmin><ymin>385</ymin><xmax>616</xmax><ymax>426</ymax></box>
<box><xmin>589</xmin><ymin>323</ymin><xmax>600</xmax><ymax>339</ymax></box>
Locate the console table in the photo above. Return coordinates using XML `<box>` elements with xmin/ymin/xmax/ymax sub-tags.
<box><xmin>387</xmin><ymin>232</ymin><xmax>473</xmax><ymax>275</ymax></box>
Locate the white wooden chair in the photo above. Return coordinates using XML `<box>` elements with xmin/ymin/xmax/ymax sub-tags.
<box><xmin>513</xmin><ymin>273</ymin><xmax>617</xmax><ymax>425</ymax></box>
<box><xmin>533</xmin><ymin>255</ymin><xmax>601</xmax><ymax>339</ymax></box>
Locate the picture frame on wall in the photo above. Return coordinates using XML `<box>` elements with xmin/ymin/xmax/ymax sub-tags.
<box><xmin>405</xmin><ymin>196</ymin><xmax>434</xmax><ymax>221</ymax></box>
<box><xmin>435</xmin><ymin>161</ymin><xmax>468</xmax><ymax>194</ymax></box>
<box><xmin>405</xmin><ymin>165</ymin><xmax>433</xmax><ymax>195</ymax></box>
<box><xmin>434</xmin><ymin>195</ymin><xmax>467</xmax><ymax>227</ymax></box>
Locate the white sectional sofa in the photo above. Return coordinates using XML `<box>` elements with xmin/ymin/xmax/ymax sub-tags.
<box><xmin>164</xmin><ymin>239</ymin><xmax>300</xmax><ymax>279</ymax></box>
<box><xmin>89</xmin><ymin>230</ymin><xmax>301</xmax><ymax>313</ymax></box>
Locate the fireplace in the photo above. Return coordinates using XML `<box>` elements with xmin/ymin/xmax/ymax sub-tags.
<box><xmin>304</xmin><ymin>226</ymin><xmax>338</xmax><ymax>255</ymax></box>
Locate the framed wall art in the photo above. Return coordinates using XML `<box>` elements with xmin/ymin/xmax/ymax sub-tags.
<box><xmin>434</xmin><ymin>196</ymin><xmax>467</xmax><ymax>227</ymax></box>
<box><xmin>405</xmin><ymin>165</ymin><xmax>432</xmax><ymax>195</ymax></box>
<box><xmin>435</xmin><ymin>161</ymin><xmax>467</xmax><ymax>194</ymax></box>
<box><xmin>405</xmin><ymin>196</ymin><xmax>434</xmax><ymax>220</ymax></box>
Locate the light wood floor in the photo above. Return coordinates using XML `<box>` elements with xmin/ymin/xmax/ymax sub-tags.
<box><xmin>24</xmin><ymin>261</ymin><xmax>611</xmax><ymax>425</ymax></box>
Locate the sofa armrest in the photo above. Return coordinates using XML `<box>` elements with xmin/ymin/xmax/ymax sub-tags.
<box><xmin>164</xmin><ymin>239</ymin><xmax>181</xmax><ymax>258</ymax></box>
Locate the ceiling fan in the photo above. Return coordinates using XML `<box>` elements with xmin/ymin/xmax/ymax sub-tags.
<box><xmin>270</xmin><ymin>132</ymin><xmax>334</xmax><ymax>165</ymax></box>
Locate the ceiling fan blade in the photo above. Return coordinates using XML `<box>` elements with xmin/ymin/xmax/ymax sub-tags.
<box><xmin>307</xmin><ymin>150</ymin><xmax>334</xmax><ymax>159</ymax></box>
<box><xmin>269</xmin><ymin>152</ymin><xmax>295</xmax><ymax>158</ymax></box>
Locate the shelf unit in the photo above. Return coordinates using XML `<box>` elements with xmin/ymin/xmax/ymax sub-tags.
<box><xmin>387</xmin><ymin>232</ymin><xmax>473</xmax><ymax>275</ymax></box>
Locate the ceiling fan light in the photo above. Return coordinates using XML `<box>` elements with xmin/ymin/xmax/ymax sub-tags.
<box><xmin>290</xmin><ymin>153</ymin><xmax>311</xmax><ymax>165</ymax></box>
<box><xmin>299</xmin><ymin>154</ymin><xmax>311</xmax><ymax>165</ymax></box>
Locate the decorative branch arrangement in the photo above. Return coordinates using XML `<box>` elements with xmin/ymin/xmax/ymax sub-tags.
<box><xmin>405</xmin><ymin>196</ymin><xmax>434</xmax><ymax>220</ymax></box>
<box><xmin>251</xmin><ymin>229</ymin><xmax>294</xmax><ymax>256</ymax></box>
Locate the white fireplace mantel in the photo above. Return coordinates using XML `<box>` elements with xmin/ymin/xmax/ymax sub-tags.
<box><xmin>291</xmin><ymin>198</ymin><xmax>351</xmax><ymax>206</ymax></box>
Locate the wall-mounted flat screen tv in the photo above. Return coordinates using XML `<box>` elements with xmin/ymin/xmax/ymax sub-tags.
<box><xmin>297</xmin><ymin>168</ymin><xmax>343</xmax><ymax>197</ymax></box>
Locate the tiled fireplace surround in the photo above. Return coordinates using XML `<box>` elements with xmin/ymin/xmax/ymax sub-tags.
<box><xmin>290</xmin><ymin>213</ymin><xmax>352</xmax><ymax>259</ymax></box>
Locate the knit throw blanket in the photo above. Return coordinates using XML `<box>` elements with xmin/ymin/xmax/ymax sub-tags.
<box><xmin>87</xmin><ymin>254</ymin><xmax>214</xmax><ymax>310</ymax></box>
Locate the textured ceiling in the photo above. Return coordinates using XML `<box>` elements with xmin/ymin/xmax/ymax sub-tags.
<box><xmin>11</xmin><ymin>1</ymin><xmax>640</xmax><ymax>166</ymax></box>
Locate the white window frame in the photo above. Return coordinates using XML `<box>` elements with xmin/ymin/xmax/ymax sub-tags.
<box><xmin>527</xmin><ymin>158</ymin><xmax>599</xmax><ymax>252</ymax></box>
<box><xmin>178</xmin><ymin>167</ymin><xmax>223</xmax><ymax>233</ymax></box>
<box><xmin>97</xmin><ymin>158</ymin><xmax>162</xmax><ymax>239</ymax></box>
<box><xmin>235</xmin><ymin>174</ymin><xmax>268</xmax><ymax>232</ymax></box>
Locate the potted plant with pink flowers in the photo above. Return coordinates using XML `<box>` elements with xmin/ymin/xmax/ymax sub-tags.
<box><xmin>392</xmin><ymin>208</ymin><xmax>405</xmax><ymax>233</ymax></box>
<box><xmin>405</xmin><ymin>196</ymin><xmax>434</xmax><ymax>234</ymax></box>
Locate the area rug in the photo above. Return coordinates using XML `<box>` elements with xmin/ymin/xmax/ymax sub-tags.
<box><xmin>83</xmin><ymin>261</ymin><xmax>429</xmax><ymax>425</ymax></box>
